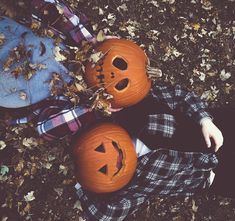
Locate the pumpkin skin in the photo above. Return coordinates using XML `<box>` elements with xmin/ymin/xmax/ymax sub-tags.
<box><xmin>85</xmin><ymin>39</ymin><xmax>151</xmax><ymax>108</ymax></box>
<box><xmin>73</xmin><ymin>122</ymin><xmax>137</xmax><ymax>193</ymax></box>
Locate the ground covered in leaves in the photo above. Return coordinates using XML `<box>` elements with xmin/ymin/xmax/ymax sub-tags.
<box><xmin>0</xmin><ymin>0</ymin><xmax>235</xmax><ymax>220</ymax></box>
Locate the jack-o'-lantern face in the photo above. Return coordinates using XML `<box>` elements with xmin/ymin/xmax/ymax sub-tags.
<box><xmin>85</xmin><ymin>39</ymin><xmax>151</xmax><ymax>108</ymax></box>
<box><xmin>73</xmin><ymin>123</ymin><xmax>137</xmax><ymax>193</ymax></box>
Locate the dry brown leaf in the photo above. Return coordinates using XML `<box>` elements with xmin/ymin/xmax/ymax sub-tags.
<box><xmin>19</xmin><ymin>91</ymin><xmax>27</xmax><ymax>101</ymax></box>
<box><xmin>24</xmin><ymin>191</ymin><xmax>35</xmax><ymax>202</ymax></box>
<box><xmin>62</xmin><ymin>179</ymin><xmax>73</xmax><ymax>185</ymax></box>
<box><xmin>192</xmin><ymin>23</ymin><xmax>200</xmax><ymax>31</ymax></box>
<box><xmin>96</xmin><ymin>30</ymin><xmax>106</xmax><ymax>42</ymax></box>
<box><xmin>54</xmin><ymin>46</ymin><xmax>67</xmax><ymax>62</ymax></box>
<box><xmin>89</xmin><ymin>51</ymin><xmax>105</xmax><ymax>65</ymax></box>
<box><xmin>30</xmin><ymin>20</ymin><xmax>41</xmax><ymax>31</ymax></box>
<box><xmin>0</xmin><ymin>1</ymin><xmax>16</xmax><ymax>18</ymax></box>
<box><xmin>75</xmin><ymin>83</ymin><xmax>85</xmax><ymax>92</ymax></box>
<box><xmin>0</xmin><ymin>33</ymin><xmax>5</xmax><ymax>45</ymax></box>
<box><xmin>49</xmin><ymin>73</ymin><xmax>64</xmax><ymax>96</ymax></box>
<box><xmin>3</xmin><ymin>57</ymin><xmax>14</xmax><ymax>71</ymax></box>
<box><xmin>15</xmin><ymin>176</ymin><xmax>25</xmax><ymax>189</ymax></box>
<box><xmin>15</xmin><ymin>160</ymin><xmax>24</xmax><ymax>173</ymax></box>
<box><xmin>0</xmin><ymin>140</ymin><xmax>6</xmax><ymax>150</ymax></box>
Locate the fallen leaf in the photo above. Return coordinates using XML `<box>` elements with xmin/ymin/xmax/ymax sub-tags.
<box><xmin>117</xmin><ymin>3</ymin><xmax>128</xmax><ymax>12</ymax></box>
<box><xmin>15</xmin><ymin>160</ymin><xmax>24</xmax><ymax>173</ymax></box>
<box><xmin>59</xmin><ymin>165</ymin><xmax>68</xmax><ymax>176</ymax></box>
<box><xmin>192</xmin><ymin>23</ymin><xmax>200</xmax><ymax>31</ymax></box>
<box><xmin>19</xmin><ymin>91</ymin><xmax>27</xmax><ymax>100</ymax></box>
<box><xmin>89</xmin><ymin>51</ymin><xmax>104</xmax><ymax>64</ymax></box>
<box><xmin>0</xmin><ymin>165</ymin><xmax>9</xmax><ymax>176</ymax></box>
<box><xmin>30</xmin><ymin>20</ymin><xmax>41</xmax><ymax>30</ymax></box>
<box><xmin>1</xmin><ymin>216</ymin><xmax>8</xmax><ymax>221</ymax></box>
<box><xmin>28</xmin><ymin>63</ymin><xmax>47</xmax><ymax>70</ymax></box>
<box><xmin>73</xmin><ymin>200</ymin><xmax>83</xmax><ymax>211</ymax></box>
<box><xmin>54</xmin><ymin>188</ymin><xmax>63</xmax><ymax>196</ymax></box>
<box><xmin>54</xmin><ymin>46</ymin><xmax>67</xmax><ymax>62</ymax></box>
<box><xmin>191</xmin><ymin>199</ymin><xmax>198</xmax><ymax>212</ymax></box>
<box><xmin>22</xmin><ymin>137</ymin><xmax>38</xmax><ymax>148</ymax></box>
<box><xmin>96</xmin><ymin>30</ymin><xmax>106</xmax><ymax>42</ymax></box>
<box><xmin>15</xmin><ymin>176</ymin><xmax>25</xmax><ymax>189</ymax></box>
<box><xmin>0</xmin><ymin>1</ymin><xmax>16</xmax><ymax>18</ymax></box>
<box><xmin>0</xmin><ymin>140</ymin><xmax>6</xmax><ymax>150</ymax></box>
<box><xmin>42</xmin><ymin>162</ymin><xmax>52</xmax><ymax>170</ymax></box>
<box><xmin>24</xmin><ymin>191</ymin><xmax>35</xmax><ymax>202</ymax></box>
<box><xmin>62</xmin><ymin>179</ymin><xmax>73</xmax><ymax>185</ymax></box>
<box><xmin>56</xmin><ymin>5</ymin><xmax>64</xmax><ymax>14</ymax></box>
<box><xmin>0</xmin><ymin>33</ymin><xmax>5</xmax><ymax>45</ymax></box>
<box><xmin>75</xmin><ymin>83</ymin><xmax>85</xmax><ymax>92</ymax></box>
<box><xmin>220</xmin><ymin>69</ymin><xmax>231</xmax><ymax>81</ymax></box>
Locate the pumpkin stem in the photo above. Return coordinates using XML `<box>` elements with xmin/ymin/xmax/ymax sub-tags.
<box><xmin>147</xmin><ymin>65</ymin><xmax>162</xmax><ymax>79</ymax></box>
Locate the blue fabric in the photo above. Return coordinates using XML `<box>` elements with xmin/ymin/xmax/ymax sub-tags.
<box><xmin>0</xmin><ymin>17</ymin><xmax>72</xmax><ymax>108</ymax></box>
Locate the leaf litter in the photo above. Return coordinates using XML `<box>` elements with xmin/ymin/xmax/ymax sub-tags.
<box><xmin>0</xmin><ymin>0</ymin><xmax>234</xmax><ymax>220</ymax></box>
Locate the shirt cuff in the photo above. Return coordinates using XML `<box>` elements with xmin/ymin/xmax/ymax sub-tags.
<box><xmin>75</xmin><ymin>183</ymin><xmax>84</xmax><ymax>198</ymax></box>
<box><xmin>196</xmin><ymin>111</ymin><xmax>213</xmax><ymax>124</ymax></box>
<box><xmin>199</xmin><ymin>116</ymin><xmax>213</xmax><ymax>125</ymax></box>
<box><xmin>75</xmin><ymin>182</ymin><xmax>82</xmax><ymax>190</ymax></box>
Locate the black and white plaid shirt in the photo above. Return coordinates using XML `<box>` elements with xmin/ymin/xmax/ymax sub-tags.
<box><xmin>75</xmin><ymin>149</ymin><xmax>218</xmax><ymax>221</ymax></box>
<box><xmin>147</xmin><ymin>84</ymin><xmax>211</xmax><ymax>138</ymax></box>
<box><xmin>74</xmin><ymin>84</ymin><xmax>216</xmax><ymax>220</ymax></box>
<box><xmin>11</xmin><ymin>84</ymin><xmax>216</xmax><ymax>220</ymax></box>
<box><xmin>11</xmin><ymin>84</ymin><xmax>211</xmax><ymax>142</ymax></box>
<box><xmin>113</xmin><ymin>84</ymin><xmax>212</xmax><ymax>148</ymax></box>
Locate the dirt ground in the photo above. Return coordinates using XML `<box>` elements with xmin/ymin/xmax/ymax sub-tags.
<box><xmin>0</xmin><ymin>0</ymin><xmax>235</xmax><ymax>220</ymax></box>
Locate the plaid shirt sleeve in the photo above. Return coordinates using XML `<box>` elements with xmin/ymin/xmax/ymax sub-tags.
<box><xmin>151</xmin><ymin>84</ymin><xmax>212</xmax><ymax>123</ymax></box>
<box><xmin>36</xmin><ymin>105</ymin><xmax>97</xmax><ymax>141</ymax></box>
<box><xmin>75</xmin><ymin>149</ymin><xmax>218</xmax><ymax>221</ymax></box>
<box><xmin>8</xmin><ymin>96</ymin><xmax>71</xmax><ymax>126</ymax></box>
<box><xmin>31</xmin><ymin>0</ymin><xmax>94</xmax><ymax>43</ymax></box>
<box><xmin>8</xmin><ymin>96</ymin><xmax>97</xmax><ymax>141</ymax></box>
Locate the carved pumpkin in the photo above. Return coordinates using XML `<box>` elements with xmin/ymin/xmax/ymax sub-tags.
<box><xmin>85</xmin><ymin>39</ymin><xmax>151</xmax><ymax>108</ymax></box>
<box><xmin>73</xmin><ymin>122</ymin><xmax>137</xmax><ymax>193</ymax></box>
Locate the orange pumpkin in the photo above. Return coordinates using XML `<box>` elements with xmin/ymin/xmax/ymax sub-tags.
<box><xmin>85</xmin><ymin>39</ymin><xmax>151</xmax><ymax>108</ymax></box>
<box><xmin>73</xmin><ymin>122</ymin><xmax>137</xmax><ymax>193</ymax></box>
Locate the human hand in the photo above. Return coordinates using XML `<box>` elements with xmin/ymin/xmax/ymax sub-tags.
<box><xmin>104</xmin><ymin>35</ymin><xmax>120</xmax><ymax>40</ymax></box>
<box><xmin>201</xmin><ymin>117</ymin><xmax>224</xmax><ymax>152</ymax></box>
<box><xmin>108</xmin><ymin>106</ymin><xmax>123</xmax><ymax>112</ymax></box>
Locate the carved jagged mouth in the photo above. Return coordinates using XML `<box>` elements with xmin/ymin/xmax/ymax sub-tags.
<box><xmin>112</xmin><ymin>141</ymin><xmax>124</xmax><ymax>176</ymax></box>
<box><xmin>96</xmin><ymin>141</ymin><xmax>124</xmax><ymax>176</ymax></box>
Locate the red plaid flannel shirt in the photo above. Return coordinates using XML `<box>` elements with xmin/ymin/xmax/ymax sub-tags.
<box><xmin>31</xmin><ymin>0</ymin><xmax>94</xmax><ymax>43</ymax></box>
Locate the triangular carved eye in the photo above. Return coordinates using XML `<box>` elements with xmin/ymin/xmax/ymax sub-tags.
<box><xmin>95</xmin><ymin>144</ymin><xmax>105</xmax><ymax>153</ymax></box>
<box><xmin>99</xmin><ymin>165</ymin><xmax>108</xmax><ymax>175</ymax></box>
<box><xmin>113</xmin><ymin>57</ymin><xmax>128</xmax><ymax>70</ymax></box>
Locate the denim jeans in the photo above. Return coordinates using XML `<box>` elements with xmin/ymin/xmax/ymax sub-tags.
<box><xmin>0</xmin><ymin>17</ymin><xmax>72</xmax><ymax>108</ymax></box>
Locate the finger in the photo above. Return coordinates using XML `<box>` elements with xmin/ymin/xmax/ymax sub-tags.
<box><xmin>105</xmin><ymin>35</ymin><xmax>120</xmax><ymax>39</ymax></box>
<box><xmin>214</xmin><ymin>141</ymin><xmax>221</xmax><ymax>152</ymax></box>
<box><xmin>214</xmin><ymin>133</ymin><xmax>224</xmax><ymax>152</ymax></box>
<box><xmin>203</xmin><ymin>133</ymin><xmax>211</xmax><ymax>148</ymax></box>
<box><xmin>109</xmin><ymin>107</ymin><xmax>123</xmax><ymax>112</ymax></box>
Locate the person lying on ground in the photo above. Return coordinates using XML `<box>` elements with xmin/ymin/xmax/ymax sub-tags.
<box><xmin>73</xmin><ymin>107</ymin><xmax>234</xmax><ymax>221</ymax></box>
